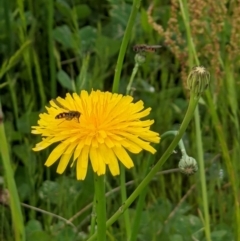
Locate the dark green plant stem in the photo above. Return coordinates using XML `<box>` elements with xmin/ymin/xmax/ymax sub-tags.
<box><xmin>90</xmin><ymin>195</ymin><xmax>96</xmax><ymax>236</ymax></box>
<box><xmin>47</xmin><ymin>0</ymin><xmax>56</xmax><ymax>98</ymax></box>
<box><xmin>194</xmin><ymin>106</ymin><xmax>210</xmax><ymax>233</ymax></box>
<box><xmin>0</xmin><ymin>103</ymin><xmax>25</xmax><ymax>241</ymax></box>
<box><xmin>120</xmin><ymin>165</ymin><xmax>131</xmax><ymax>239</ymax></box>
<box><xmin>112</xmin><ymin>0</ymin><xmax>142</xmax><ymax>93</ymax></box>
<box><xmin>94</xmin><ymin>174</ymin><xmax>106</xmax><ymax>241</ymax></box>
<box><xmin>87</xmin><ymin>92</ymin><xmax>199</xmax><ymax>241</ymax></box>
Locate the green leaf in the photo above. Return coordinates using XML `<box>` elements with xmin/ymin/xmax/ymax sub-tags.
<box><xmin>57</xmin><ymin>69</ymin><xmax>74</xmax><ymax>91</ymax></box>
<box><xmin>17</xmin><ymin>112</ymin><xmax>39</xmax><ymax>134</ymax></box>
<box><xmin>72</xmin><ymin>4</ymin><xmax>91</xmax><ymax>20</ymax></box>
<box><xmin>55</xmin><ymin>0</ymin><xmax>72</xmax><ymax>19</ymax></box>
<box><xmin>53</xmin><ymin>25</ymin><xmax>74</xmax><ymax>48</ymax></box>
<box><xmin>169</xmin><ymin>234</ymin><xmax>183</xmax><ymax>241</ymax></box>
<box><xmin>26</xmin><ymin>231</ymin><xmax>53</xmax><ymax>241</ymax></box>
<box><xmin>12</xmin><ymin>144</ymin><xmax>30</xmax><ymax>165</ymax></box>
<box><xmin>78</xmin><ymin>26</ymin><xmax>97</xmax><ymax>53</ymax></box>
<box><xmin>0</xmin><ymin>40</ymin><xmax>31</xmax><ymax>79</ymax></box>
<box><xmin>38</xmin><ymin>180</ymin><xmax>60</xmax><ymax>204</ymax></box>
<box><xmin>211</xmin><ymin>230</ymin><xmax>228</xmax><ymax>239</ymax></box>
<box><xmin>95</xmin><ymin>35</ymin><xmax>121</xmax><ymax>58</ymax></box>
<box><xmin>4</xmin><ymin>120</ymin><xmax>22</xmax><ymax>142</ymax></box>
<box><xmin>55</xmin><ymin>227</ymin><xmax>76</xmax><ymax>241</ymax></box>
<box><xmin>26</xmin><ymin>220</ymin><xmax>43</xmax><ymax>234</ymax></box>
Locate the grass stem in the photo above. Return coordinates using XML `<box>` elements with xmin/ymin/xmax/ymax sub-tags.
<box><xmin>94</xmin><ymin>174</ymin><xmax>106</xmax><ymax>241</ymax></box>
<box><xmin>0</xmin><ymin>102</ymin><xmax>25</xmax><ymax>241</ymax></box>
<box><xmin>112</xmin><ymin>0</ymin><xmax>142</xmax><ymax>93</ymax></box>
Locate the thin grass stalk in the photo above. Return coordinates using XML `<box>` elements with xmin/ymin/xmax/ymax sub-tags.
<box><xmin>112</xmin><ymin>0</ymin><xmax>142</xmax><ymax>93</ymax></box>
<box><xmin>224</xmin><ymin>60</ymin><xmax>239</xmax><ymax>134</ymax></box>
<box><xmin>119</xmin><ymin>165</ymin><xmax>131</xmax><ymax>239</ymax></box>
<box><xmin>7</xmin><ymin>75</ymin><xmax>18</xmax><ymax>120</ymax></box>
<box><xmin>16</xmin><ymin>0</ymin><xmax>35</xmax><ymax>104</ymax></box>
<box><xmin>33</xmin><ymin>50</ymin><xmax>46</xmax><ymax>106</ymax></box>
<box><xmin>71</xmin><ymin>3</ymin><xmax>82</xmax><ymax>69</ymax></box>
<box><xmin>47</xmin><ymin>0</ymin><xmax>56</xmax><ymax>98</ymax></box>
<box><xmin>128</xmin><ymin>155</ymin><xmax>153</xmax><ymax>241</ymax></box>
<box><xmin>94</xmin><ymin>174</ymin><xmax>106</xmax><ymax>241</ymax></box>
<box><xmin>16</xmin><ymin>0</ymin><xmax>26</xmax><ymax>34</ymax></box>
<box><xmin>76</xmin><ymin>54</ymin><xmax>90</xmax><ymax>92</ymax></box>
<box><xmin>121</xmin><ymin>57</ymin><xmax>143</xmax><ymax>239</ymax></box>
<box><xmin>178</xmin><ymin>0</ymin><xmax>211</xmax><ymax>240</ymax></box>
<box><xmin>3</xmin><ymin>0</ymin><xmax>14</xmax><ymax>56</ymax></box>
<box><xmin>0</xmin><ymin>104</ymin><xmax>25</xmax><ymax>241</ymax></box>
<box><xmin>128</xmin><ymin>187</ymin><xmax>147</xmax><ymax>241</ymax></box>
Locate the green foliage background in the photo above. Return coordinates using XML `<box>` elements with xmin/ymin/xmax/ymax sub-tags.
<box><xmin>0</xmin><ymin>0</ymin><xmax>240</xmax><ymax>240</ymax></box>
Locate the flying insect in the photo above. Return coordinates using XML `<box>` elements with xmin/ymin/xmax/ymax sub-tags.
<box><xmin>52</xmin><ymin>99</ymin><xmax>81</xmax><ymax>122</ymax></box>
<box><xmin>133</xmin><ymin>44</ymin><xmax>162</xmax><ymax>53</ymax></box>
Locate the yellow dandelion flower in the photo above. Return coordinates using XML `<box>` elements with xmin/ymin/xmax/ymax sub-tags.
<box><xmin>32</xmin><ymin>90</ymin><xmax>160</xmax><ymax>180</ymax></box>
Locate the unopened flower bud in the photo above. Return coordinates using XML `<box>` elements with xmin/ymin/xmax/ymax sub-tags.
<box><xmin>187</xmin><ymin>66</ymin><xmax>210</xmax><ymax>95</ymax></box>
<box><xmin>135</xmin><ymin>53</ymin><xmax>146</xmax><ymax>65</ymax></box>
<box><xmin>178</xmin><ymin>155</ymin><xmax>198</xmax><ymax>175</ymax></box>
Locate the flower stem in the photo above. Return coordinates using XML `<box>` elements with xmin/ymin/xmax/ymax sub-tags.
<box><xmin>194</xmin><ymin>106</ymin><xmax>210</xmax><ymax>232</ymax></box>
<box><xmin>87</xmin><ymin>92</ymin><xmax>199</xmax><ymax>241</ymax></box>
<box><xmin>94</xmin><ymin>174</ymin><xmax>106</xmax><ymax>241</ymax></box>
<box><xmin>112</xmin><ymin>0</ymin><xmax>142</xmax><ymax>93</ymax></box>
<box><xmin>126</xmin><ymin>63</ymin><xmax>139</xmax><ymax>95</ymax></box>
<box><xmin>161</xmin><ymin>131</ymin><xmax>187</xmax><ymax>157</ymax></box>
<box><xmin>90</xmin><ymin>195</ymin><xmax>97</xmax><ymax>235</ymax></box>
<box><xmin>120</xmin><ymin>165</ymin><xmax>131</xmax><ymax>239</ymax></box>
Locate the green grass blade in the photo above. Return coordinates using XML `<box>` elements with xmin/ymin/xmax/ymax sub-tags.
<box><xmin>0</xmin><ymin>102</ymin><xmax>25</xmax><ymax>241</ymax></box>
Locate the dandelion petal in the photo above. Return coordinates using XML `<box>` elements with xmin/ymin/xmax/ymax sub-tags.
<box><xmin>56</xmin><ymin>143</ymin><xmax>76</xmax><ymax>174</ymax></box>
<box><xmin>112</xmin><ymin>146</ymin><xmax>134</xmax><ymax>169</ymax></box>
<box><xmin>76</xmin><ymin>151</ymin><xmax>88</xmax><ymax>180</ymax></box>
<box><xmin>45</xmin><ymin>142</ymin><xmax>69</xmax><ymax>166</ymax></box>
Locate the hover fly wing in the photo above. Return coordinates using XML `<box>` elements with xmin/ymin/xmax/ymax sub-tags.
<box><xmin>52</xmin><ymin>99</ymin><xmax>69</xmax><ymax>111</ymax></box>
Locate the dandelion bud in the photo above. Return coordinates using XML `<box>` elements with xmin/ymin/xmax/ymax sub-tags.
<box><xmin>187</xmin><ymin>66</ymin><xmax>210</xmax><ymax>95</ymax></box>
<box><xmin>135</xmin><ymin>53</ymin><xmax>146</xmax><ymax>65</ymax></box>
<box><xmin>178</xmin><ymin>155</ymin><xmax>198</xmax><ymax>175</ymax></box>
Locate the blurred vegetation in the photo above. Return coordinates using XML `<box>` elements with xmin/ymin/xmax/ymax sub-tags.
<box><xmin>0</xmin><ymin>0</ymin><xmax>240</xmax><ymax>240</ymax></box>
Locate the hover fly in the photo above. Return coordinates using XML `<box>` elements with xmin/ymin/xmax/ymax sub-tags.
<box><xmin>133</xmin><ymin>44</ymin><xmax>162</xmax><ymax>53</ymax></box>
<box><xmin>52</xmin><ymin>99</ymin><xmax>81</xmax><ymax>123</ymax></box>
